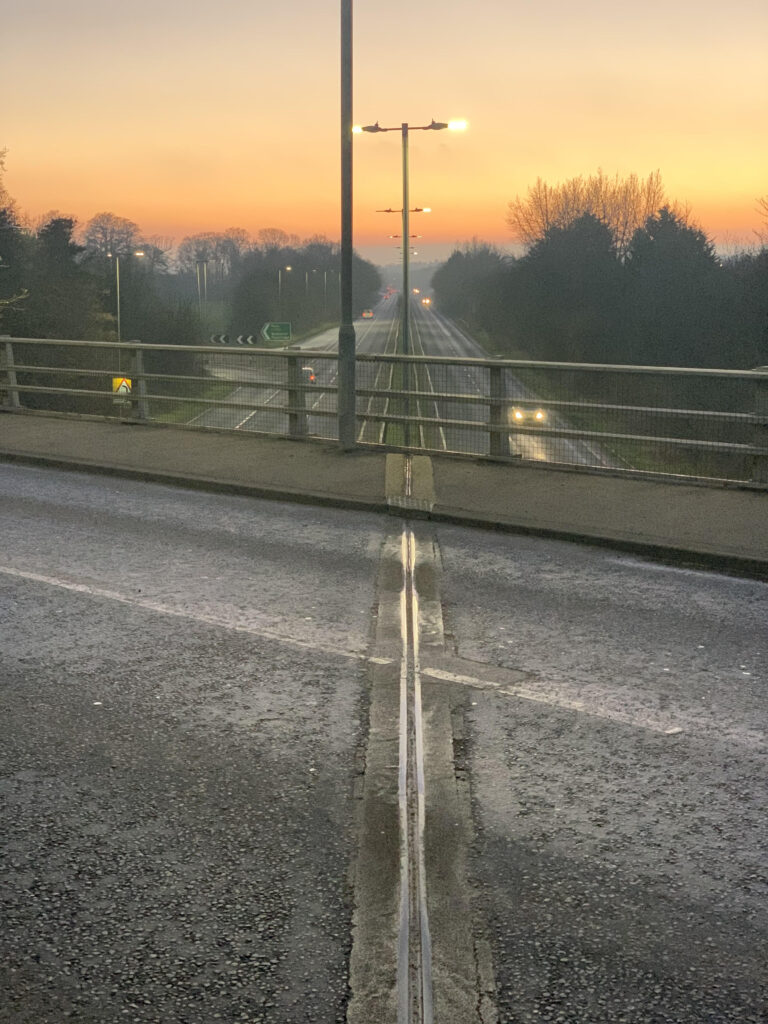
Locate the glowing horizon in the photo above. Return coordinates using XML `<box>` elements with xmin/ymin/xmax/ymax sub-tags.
<box><xmin>3</xmin><ymin>0</ymin><xmax>766</xmax><ymax>263</ymax></box>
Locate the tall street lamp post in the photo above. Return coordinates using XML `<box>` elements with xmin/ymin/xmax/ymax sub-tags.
<box><xmin>355</xmin><ymin>119</ymin><xmax>466</xmax><ymax>445</ymax></box>
<box><xmin>338</xmin><ymin>0</ymin><xmax>356</xmax><ymax>450</ymax></box>
<box><xmin>195</xmin><ymin>259</ymin><xmax>208</xmax><ymax>321</ymax></box>
<box><xmin>278</xmin><ymin>265</ymin><xmax>292</xmax><ymax>316</ymax></box>
<box><xmin>108</xmin><ymin>249</ymin><xmax>145</xmax><ymax>342</ymax></box>
<box><xmin>356</xmin><ymin>121</ymin><xmax>466</xmax><ymax>360</ymax></box>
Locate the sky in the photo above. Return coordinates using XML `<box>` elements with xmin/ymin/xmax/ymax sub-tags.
<box><xmin>3</xmin><ymin>0</ymin><xmax>767</xmax><ymax>266</ymax></box>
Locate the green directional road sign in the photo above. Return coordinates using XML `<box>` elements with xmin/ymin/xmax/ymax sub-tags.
<box><xmin>261</xmin><ymin>322</ymin><xmax>292</xmax><ymax>343</ymax></box>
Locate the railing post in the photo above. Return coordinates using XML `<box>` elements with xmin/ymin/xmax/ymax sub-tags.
<box><xmin>489</xmin><ymin>362</ymin><xmax>509</xmax><ymax>457</ymax></box>
<box><xmin>752</xmin><ymin>366</ymin><xmax>768</xmax><ymax>484</ymax></box>
<box><xmin>131</xmin><ymin>344</ymin><xmax>150</xmax><ymax>421</ymax></box>
<box><xmin>1</xmin><ymin>337</ymin><xmax>21</xmax><ymax>409</ymax></box>
<box><xmin>287</xmin><ymin>354</ymin><xmax>308</xmax><ymax>438</ymax></box>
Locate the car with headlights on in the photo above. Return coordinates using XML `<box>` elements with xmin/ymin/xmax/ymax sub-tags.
<box><xmin>510</xmin><ymin>405</ymin><xmax>547</xmax><ymax>425</ymax></box>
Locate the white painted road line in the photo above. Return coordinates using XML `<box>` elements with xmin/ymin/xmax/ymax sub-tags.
<box><xmin>0</xmin><ymin>564</ymin><xmax>380</xmax><ymax>664</ymax></box>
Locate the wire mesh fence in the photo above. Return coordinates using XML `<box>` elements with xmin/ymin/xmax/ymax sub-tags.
<box><xmin>2</xmin><ymin>337</ymin><xmax>767</xmax><ymax>487</ymax></box>
<box><xmin>356</xmin><ymin>353</ymin><xmax>767</xmax><ymax>485</ymax></box>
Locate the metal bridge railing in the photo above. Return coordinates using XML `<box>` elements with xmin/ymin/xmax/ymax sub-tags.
<box><xmin>2</xmin><ymin>336</ymin><xmax>767</xmax><ymax>488</ymax></box>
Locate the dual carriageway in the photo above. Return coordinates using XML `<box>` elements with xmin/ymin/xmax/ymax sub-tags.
<box><xmin>189</xmin><ymin>292</ymin><xmax>602</xmax><ymax>465</ymax></box>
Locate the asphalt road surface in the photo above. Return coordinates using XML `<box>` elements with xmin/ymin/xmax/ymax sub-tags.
<box><xmin>1</xmin><ymin>463</ymin><xmax>766</xmax><ymax>1023</ymax></box>
<box><xmin>437</xmin><ymin>526</ymin><xmax>768</xmax><ymax>1023</ymax></box>
<box><xmin>1</xmin><ymin>465</ymin><xmax>383</xmax><ymax>1024</ymax></box>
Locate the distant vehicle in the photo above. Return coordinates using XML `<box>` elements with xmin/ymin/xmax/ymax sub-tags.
<box><xmin>361</xmin><ymin>309</ymin><xmax>374</xmax><ymax>319</ymax></box>
<box><xmin>421</xmin><ymin>297</ymin><xmax>431</xmax><ymax>306</ymax></box>
<box><xmin>302</xmin><ymin>365</ymin><xmax>316</xmax><ymax>383</ymax></box>
<box><xmin>510</xmin><ymin>406</ymin><xmax>547</xmax><ymax>425</ymax></box>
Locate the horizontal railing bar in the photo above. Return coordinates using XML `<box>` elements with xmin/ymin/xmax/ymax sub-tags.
<box><xmin>355</xmin><ymin>409</ymin><xmax>762</xmax><ymax>454</ymax></box>
<box><xmin>358</xmin><ymin>385</ymin><xmax>755</xmax><ymax>423</ymax></box>
<box><xmin>5</xmin><ymin>371</ymin><xmax>755</xmax><ymax>424</ymax></box>
<box><xmin>5</xmin><ymin>337</ymin><xmax>768</xmax><ymax>381</ymax></box>
<box><xmin>4</xmin><ymin>383</ymin><xmax>763</xmax><ymax>452</ymax></box>
<box><xmin>8</xmin><ymin>365</ymin><xmax>125</xmax><ymax>378</ymax></box>
<box><xmin>3</xmin><ymin>338</ymin><xmax>301</xmax><ymax>358</ymax></box>
<box><xmin>3</xmin><ymin>384</ymin><xmax>127</xmax><ymax>400</ymax></box>
<box><xmin>496</xmin><ymin>398</ymin><xmax>755</xmax><ymax>422</ymax></box>
<box><xmin>1</xmin><ymin>384</ymin><xmax>334</xmax><ymax>411</ymax></box>
<box><xmin>7</xmin><ymin>365</ymin><xmax>280</xmax><ymax>387</ymax></box>
<box><xmin>357</xmin><ymin>352</ymin><xmax>768</xmax><ymax>381</ymax></box>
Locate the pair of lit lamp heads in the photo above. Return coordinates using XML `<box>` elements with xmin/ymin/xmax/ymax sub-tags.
<box><xmin>353</xmin><ymin>119</ymin><xmax>467</xmax><ymax>134</ymax></box>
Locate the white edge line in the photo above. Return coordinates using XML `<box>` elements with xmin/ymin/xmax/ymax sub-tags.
<box><xmin>0</xmin><ymin>564</ymin><xmax>389</xmax><ymax>665</ymax></box>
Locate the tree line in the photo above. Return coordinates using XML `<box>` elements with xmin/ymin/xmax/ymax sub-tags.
<box><xmin>0</xmin><ymin>156</ymin><xmax>381</xmax><ymax>347</ymax></box>
<box><xmin>433</xmin><ymin>172</ymin><xmax>767</xmax><ymax>369</ymax></box>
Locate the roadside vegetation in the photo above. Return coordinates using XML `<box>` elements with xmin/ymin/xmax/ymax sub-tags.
<box><xmin>0</xmin><ymin>151</ymin><xmax>381</xmax><ymax>357</ymax></box>
<box><xmin>432</xmin><ymin>170</ymin><xmax>768</xmax><ymax>371</ymax></box>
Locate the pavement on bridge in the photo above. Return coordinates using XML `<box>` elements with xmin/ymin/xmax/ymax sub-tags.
<box><xmin>2</xmin><ymin>412</ymin><xmax>766</xmax><ymax>578</ymax></box>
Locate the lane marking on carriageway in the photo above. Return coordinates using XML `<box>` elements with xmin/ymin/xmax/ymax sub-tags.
<box><xmin>0</xmin><ymin>564</ymin><xmax>387</xmax><ymax>665</ymax></box>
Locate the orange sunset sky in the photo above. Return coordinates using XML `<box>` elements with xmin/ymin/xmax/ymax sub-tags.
<box><xmin>3</xmin><ymin>0</ymin><xmax>767</xmax><ymax>265</ymax></box>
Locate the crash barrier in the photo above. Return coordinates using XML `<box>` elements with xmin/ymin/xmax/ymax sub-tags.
<box><xmin>2</xmin><ymin>336</ymin><xmax>767</xmax><ymax>487</ymax></box>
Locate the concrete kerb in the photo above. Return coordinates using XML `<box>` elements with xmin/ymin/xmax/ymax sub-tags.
<box><xmin>0</xmin><ymin>449</ymin><xmax>393</xmax><ymax>517</ymax></box>
<box><xmin>420</xmin><ymin>506</ymin><xmax>768</xmax><ymax>583</ymax></box>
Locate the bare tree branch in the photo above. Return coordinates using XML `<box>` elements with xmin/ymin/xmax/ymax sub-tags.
<box><xmin>507</xmin><ymin>170</ymin><xmax>668</xmax><ymax>256</ymax></box>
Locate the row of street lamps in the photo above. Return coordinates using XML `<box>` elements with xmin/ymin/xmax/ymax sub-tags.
<box><xmin>277</xmin><ymin>266</ymin><xmax>338</xmax><ymax>316</ymax></box>
<box><xmin>338</xmin><ymin>2</ymin><xmax>467</xmax><ymax>448</ymax></box>
<box><xmin>353</xmin><ymin>119</ymin><xmax>467</xmax><ymax>359</ymax></box>
<box><xmin>110</xmin><ymin>253</ymin><xmax>338</xmax><ymax>340</ymax></box>
<box><xmin>107</xmin><ymin>250</ymin><xmax>144</xmax><ymax>342</ymax></box>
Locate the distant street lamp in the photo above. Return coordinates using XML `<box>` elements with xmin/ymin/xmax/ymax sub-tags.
<box><xmin>278</xmin><ymin>265</ymin><xmax>292</xmax><ymax>315</ymax></box>
<box><xmin>195</xmin><ymin>258</ymin><xmax>208</xmax><ymax>320</ymax></box>
<box><xmin>323</xmin><ymin>268</ymin><xmax>336</xmax><ymax>313</ymax></box>
<box><xmin>355</xmin><ymin>120</ymin><xmax>466</xmax><ymax>359</ymax></box>
<box><xmin>355</xmin><ymin>118</ymin><xmax>465</xmax><ymax>447</ymax></box>
<box><xmin>107</xmin><ymin>249</ymin><xmax>145</xmax><ymax>342</ymax></box>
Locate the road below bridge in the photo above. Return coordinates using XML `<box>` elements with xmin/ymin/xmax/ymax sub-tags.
<box><xmin>1</xmin><ymin>463</ymin><xmax>766</xmax><ymax>1023</ymax></box>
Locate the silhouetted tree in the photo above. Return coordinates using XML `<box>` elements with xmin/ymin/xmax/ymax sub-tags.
<box><xmin>81</xmin><ymin>212</ymin><xmax>142</xmax><ymax>265</ymax></box>
<box><xmin>755</xmin><ymin>195</ymin><xmax>768</xmax><ymax>246</ymax></box>
<box><xmin>256</xmin><ymin>227</ymin><xmax>298</xmax><ymax>251</ymax></box>
<box><xmin>511</xmin><ymin>214</ymin><xmax>623</xmax><ymax>361</ymax></box>
<box><xmin>228</xmin><ymin>243</ymin><xmax>379</xmax><ymax>339</ymax></box>
<box><xmin>352</xmin><ymin>251</ymin><xmax>381</xmax><ymax>317</ymax></box>
<box><xmin>0</xmin><ymin>205</ymin><xmax>32</xmax><ymax>334</ymax></box>
<box><xmin>718</xmin><ymin>247</ymin><xmax>768</xmax><ymax>367</ymax></box>
<box><xmin>17</xmin><ymin>217</ymin><xmax>102</xmax><ymax>338</ymax></box>
<box><xmin>508</xmin><ymin>170</ymin><xmax>669</xmax><ymax>256</ymax></box>
<box><xmin>431</xmin><ymin>242</ymin><xmax>507</xmax><ymax>325</ymax></box>
<box><xmin>624</xmin><ymin>207</ymin><xmax>723</xmax><ymax>365</ymax></box>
